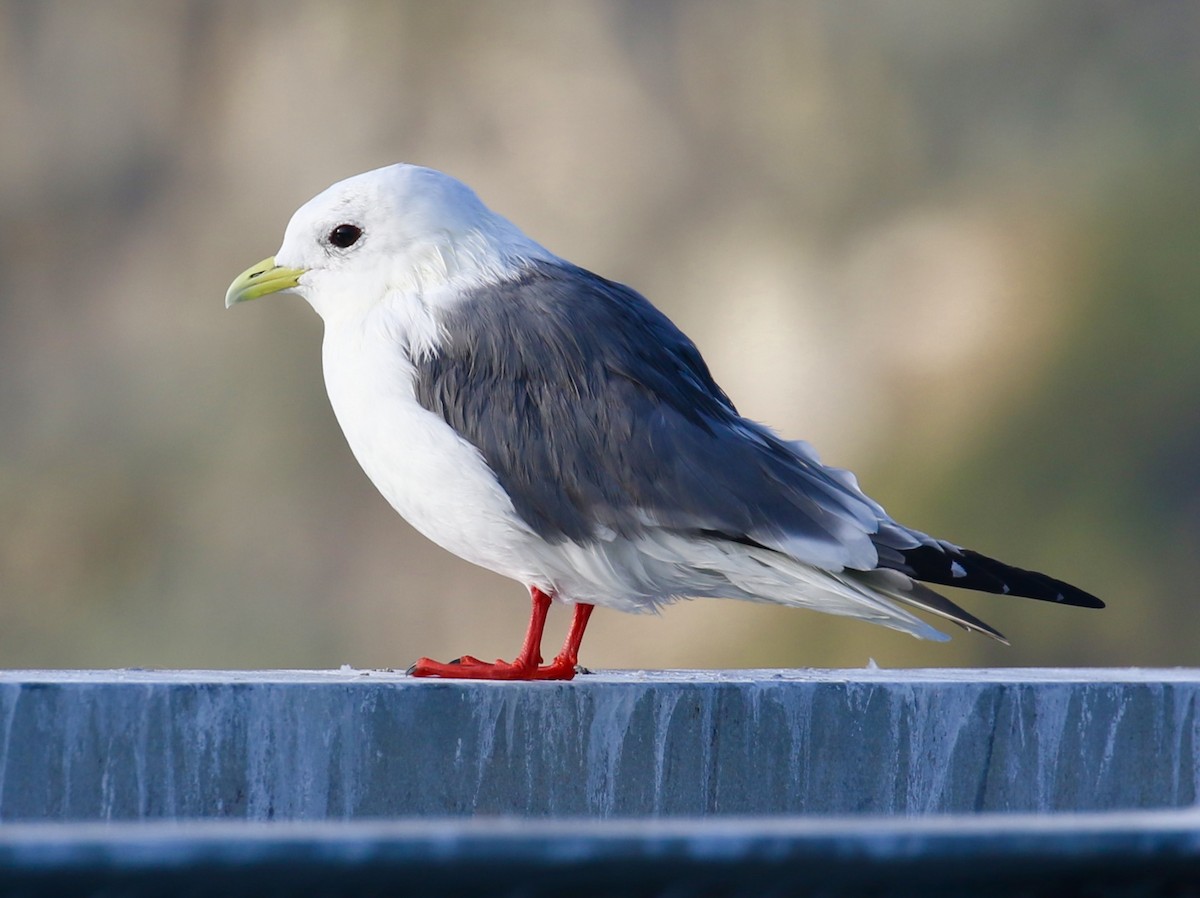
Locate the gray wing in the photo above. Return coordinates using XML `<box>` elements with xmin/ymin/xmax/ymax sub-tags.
<box><xmin>412</xmin><ymin>260</ymin><xmax>892</xmax><ymax>572</ymax></box>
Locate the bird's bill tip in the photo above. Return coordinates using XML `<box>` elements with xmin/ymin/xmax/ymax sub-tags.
<box><xmin>225</xmin><ymin>256</ymin><xmax>307</xmax><ymax>308</ymax></box>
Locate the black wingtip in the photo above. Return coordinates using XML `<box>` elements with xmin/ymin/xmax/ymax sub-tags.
<box><xmin>1067</xmin><ymin>590</ymin><xmax>1106</xmax><ymax>610</ymax></box>
<box><xmin>894</xmin><ymin>545</ymin><xmax>1103</xmax><ymax>609</ymax></box>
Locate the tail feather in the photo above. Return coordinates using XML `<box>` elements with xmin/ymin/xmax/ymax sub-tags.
<box><xmin>854</xmin><ymin>569</ymin><xmax>1010</xmax><ymax>644</ymax></box>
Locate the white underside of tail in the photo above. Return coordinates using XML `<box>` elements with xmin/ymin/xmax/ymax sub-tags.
<box><xmin>520</xmin><ymin>527</ymin><xmax>951</xmax><ymax>642</ymax></box>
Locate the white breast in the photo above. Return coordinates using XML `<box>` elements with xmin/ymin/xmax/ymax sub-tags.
<box><xmin>319</xmin><ymin>307</ymin><xmax>539</xmax><ymax>585</ymax></box>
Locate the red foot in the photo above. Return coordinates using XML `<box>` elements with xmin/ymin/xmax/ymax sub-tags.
<box><xmin>408</xmin><ymin>654</ymin><xmax>580</xmax><ymax>681</ymax></box>
<box><xmin>407</xmin><ymin>587</ymin><xmax>594</xmax><ymax>682</ymax></box>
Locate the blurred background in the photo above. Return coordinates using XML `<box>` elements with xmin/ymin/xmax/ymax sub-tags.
<box><xmin>0</xmin><ymin>1</ymin><xmax>1197</xmax><ymax>671</ymax></box>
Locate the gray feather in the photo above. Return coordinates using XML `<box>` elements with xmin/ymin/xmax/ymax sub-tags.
<box><xmin>412</xmin><ymin>261</ymin><xmax>883</xmax><ymax>570</ymax></box>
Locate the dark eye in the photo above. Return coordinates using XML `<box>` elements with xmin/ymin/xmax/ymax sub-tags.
<box><xmin>328</xmin><ymin>223</ymin><xmax>362</xmax><ymax>248</ymax></box>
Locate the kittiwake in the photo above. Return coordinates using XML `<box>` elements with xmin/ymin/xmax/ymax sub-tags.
<box><xmin>225</xmin><ymin>164</ymin><xmax>1103</xmax><ymax>680</ymax></box>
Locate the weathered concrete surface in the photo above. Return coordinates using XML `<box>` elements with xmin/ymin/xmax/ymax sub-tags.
<box><xmin>0</xmin><ymin>669</ymin><xmax>1194</xmax><ymax>821</ymax></box>
<box><xmin>0</xmin><ymin>811</ymin><xmax>1197</xmax><ymax>897</ymax></box>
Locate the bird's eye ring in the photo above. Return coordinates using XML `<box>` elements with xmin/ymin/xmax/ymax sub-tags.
<box><xmin>328</xmin><ymin>223</ymin><xmax>363</xmax><ymax>249</ymax></box>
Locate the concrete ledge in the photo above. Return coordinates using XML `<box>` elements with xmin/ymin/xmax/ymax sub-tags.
<box><xmin>0</xmin><ymin>668</ymin><xmax>1195</xmax><ymax>821</ymax></box>
<box><xmin>0</xmin><ymin>811</ymin><xmax>1197</xmax><ymax>897</ymax></box>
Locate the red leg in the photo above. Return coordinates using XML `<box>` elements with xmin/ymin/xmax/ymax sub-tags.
<box><xmin>540</xmin><ymin>602</ymin><xmax>594</xmax><ymax>678</ymax></box>
<box><xmin>408</xmin><ymin>587</ymin><xmax>593</xmax><ymax>681</ymax></box>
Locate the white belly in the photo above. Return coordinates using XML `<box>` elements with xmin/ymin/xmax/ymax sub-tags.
<box><xmin>320</xmin><ymin>318</ymin><xmax>538</xmax><ymax>585</ymax></box>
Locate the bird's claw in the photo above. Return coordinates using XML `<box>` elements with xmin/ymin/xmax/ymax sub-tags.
<box><xmin>406</xmin><ymin>654</ymin><xmax>578</xmax><ymax>681</ymax></box>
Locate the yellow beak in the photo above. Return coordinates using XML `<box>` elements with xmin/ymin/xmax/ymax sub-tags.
<box><xmin>225</xmin><ymin>256</ymin><xmax>307</xmax><ymax>308</ymax></box>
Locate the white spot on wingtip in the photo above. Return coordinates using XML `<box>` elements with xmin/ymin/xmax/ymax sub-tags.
<box><xmin>950</xmin><ymin>561</ymin><xmax>967</xmax><ymax>578</ymax></box>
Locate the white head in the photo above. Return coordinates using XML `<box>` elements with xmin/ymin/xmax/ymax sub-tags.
<box><xmin>226</xmin><ymin>164</ymin><xmax>552</xmax><ymax>323</ymax></box>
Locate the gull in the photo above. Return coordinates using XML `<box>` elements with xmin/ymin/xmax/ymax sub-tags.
<box><xmin>226</xmin><ymin>164</ymin><xmax>1102</xmax><ymax>680</ymax></box>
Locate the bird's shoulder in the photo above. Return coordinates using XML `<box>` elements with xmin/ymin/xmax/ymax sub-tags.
<box><xmin>417</xmin><ymin>259</ymin><xmax>738</xmax><ymax>429</ymax></box>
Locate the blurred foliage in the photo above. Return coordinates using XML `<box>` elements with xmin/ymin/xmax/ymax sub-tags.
<box><xmin>0</xmin><ymin>1</ymin><xmax>1196</xmax><ymax>670</ymax></box>
<box><xmin>909</xmin><ymin>150</ymin><xmax>1200</xmax><ymax>667</ymax></box>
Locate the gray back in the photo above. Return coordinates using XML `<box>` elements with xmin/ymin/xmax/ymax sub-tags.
<box><xmin>412</xmin><ymin>261</ymin><xmax>880</xmax><ymax>563</ymax></box>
